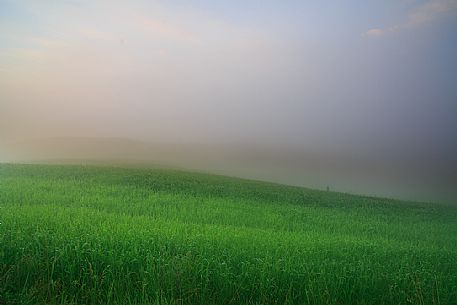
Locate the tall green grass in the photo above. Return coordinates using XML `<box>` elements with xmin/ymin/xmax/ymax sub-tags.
<box><xmin>1</xmin><ymin>164</ymin><xmax>456</xmax><ymax>304</ymax></box>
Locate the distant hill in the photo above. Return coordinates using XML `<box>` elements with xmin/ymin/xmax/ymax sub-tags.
<box><xmin>1</xmin><ymin>137</ymin><xmax>456</xmax><ymax>202</ymax></box>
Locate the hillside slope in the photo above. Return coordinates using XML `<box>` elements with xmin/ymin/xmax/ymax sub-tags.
<box><xmin>1</xmin><ymin>164</ymin><xmax>456</xmax><ymax>304</ymax></box>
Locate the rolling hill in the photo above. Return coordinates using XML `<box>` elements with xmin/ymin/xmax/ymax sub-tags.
<box><xmin>1</xmin><ymin>164</ymin><xmax>456</xmax><ymax>304</ymax></box>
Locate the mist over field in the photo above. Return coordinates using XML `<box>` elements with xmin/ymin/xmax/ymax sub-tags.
<box><xmin>0</xmin><ymin>136</ymin><xmax>455</xmax><ymax>203</ymax></box>
<box><xmin>1</xmin><ymin>0</ymin><xmax>457</xmax><ymax>199</ymax></box>
<box><xmin>2</xmin><ymin>2</ymin><xmax>457</xmax><ymax>304</ymax></box>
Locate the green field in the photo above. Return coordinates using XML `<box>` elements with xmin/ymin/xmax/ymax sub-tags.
<box><xmin>1</xmin><ymin>164</ymin><xmax>456</xmax><ymax>304</ymax></box>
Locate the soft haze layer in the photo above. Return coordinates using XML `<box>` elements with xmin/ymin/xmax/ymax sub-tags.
<box><xmin>1</xmin><ymin>0</ymin><xmax>457</xmax><ymax>157</ymax></box>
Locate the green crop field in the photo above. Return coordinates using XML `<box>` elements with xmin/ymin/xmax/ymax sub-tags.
<box><xmin>0</xmin><ymin>164</ymin><xmax>456</xmax><ymax>305</ymax></box>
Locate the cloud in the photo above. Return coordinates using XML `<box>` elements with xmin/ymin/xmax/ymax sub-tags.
<box><xmin>406</xmin><ymin>0</ymin><xmax>457</xmax><ymax>27</ymax></box>
<box><xmin>365</xmin><ymin>0</ymin><xmax>457</xmax><ymax>37</ymax></box>
<box><xmin>364</xmin><ymin>28</ymin><xmax>385</xmax><ymax>37</ymax></box>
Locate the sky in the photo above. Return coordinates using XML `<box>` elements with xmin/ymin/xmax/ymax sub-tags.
<box><xmin>1</xmin><ymin>0</ymin><xmax>457</xmax><ymax>158</ymax></box>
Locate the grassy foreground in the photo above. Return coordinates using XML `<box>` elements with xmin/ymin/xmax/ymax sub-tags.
<box><xmin>0</xmin><ymin>164</ymin><xmax>456</xmax><ymax>305</ymax></box>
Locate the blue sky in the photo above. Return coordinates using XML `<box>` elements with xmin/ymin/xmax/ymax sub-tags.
<box><xmin>1</xmin><ymin>0</ymin><xmax>456</xmax><ymax>157</ymax></box>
